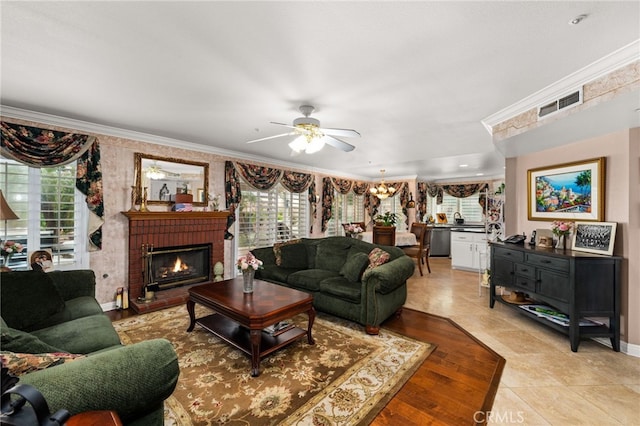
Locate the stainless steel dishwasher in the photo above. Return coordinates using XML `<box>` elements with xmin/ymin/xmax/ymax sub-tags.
<box><xmin>430</xmin><ymin>225</ymin><xmax>451</xmax><ymax>257</ymax></box>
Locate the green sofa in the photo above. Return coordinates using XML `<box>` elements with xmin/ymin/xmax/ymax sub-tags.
<box><xmin>0</xmin><ymin>270</ymin><xmax>179</xmax><ymax>425</ymax></box>
<box><xmin>251</xmin><ymin>236</ymin><xmax>415</xmax><ymax>334</ymax></box>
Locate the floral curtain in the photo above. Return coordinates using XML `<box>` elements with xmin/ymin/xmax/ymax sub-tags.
<box><xmin>364</xmin><ymin>192</ymin><xmax>381</xmax><ymax>223</ymax></box>
<box><xmin>443</xmin><ymin>183</ymin><xmax>488</xmax><ymax>199</ymax></box>
<box><xmin>308</xmin><ymin>181</ymin><xmax>317</xmax><ymax>233</ymax></box>
<box><xmin>398</xmin><ymin>183</ymin><xmax>410</xmax><ymax>229</ymax></box>
<box><xmin>281</xmin><ymin>170</ymin><xmax>314</xmax><ymax>193</ymax></box>
<box><xmin>235</xmin><ymin>162</ymin><xmax>282</xmax><ymax>190</ymax></box>
<box><xmin>224</xmin><ymin>161</ymin><xmax>242</xmax><ymax>240</ymax></box>
<box><xmin>352</xmin><ymin>181</ymin><xmax>369</xmax><ymax>196</ymax></box>
<box><xmin>321</xmin><ymin>178</ymin><xmax>334</xmax><ymax>233</ymax></box>
<box><xmin>0</xmin><ymin>122</ymin><xmax>104</xmax><ymax>250</ymax></box>
<box><xmin>331</xmin><ymin>178</ymin><xmax>353</xmax><ymax>194</ymax></box>
<box><xmin>417</xmin><ymin>182</ymin><xmax>428</xmax><ymax>222</ymax></box>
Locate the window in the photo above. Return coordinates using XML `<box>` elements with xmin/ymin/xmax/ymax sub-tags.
<box><xmin>0</xmin><ymin>158</ymin><xmax>88</xmax><ymax>270</ymax></box>
<box><xmin>326</xmin><ymin>192</ymin><xmax>365</xmax><ymax>236</ymax></box>
<box><xmin>426</xmin><ymin>192</ymin><xmax>483</xmax><ymax>223</ymax></box>
<box><xmin>236</xmin><ymin>182</ymin><xmax>309</xmax><ymax>260</ymax></box>
<box><xmin>377</xmin><ymin>195</ymin><xmax>406</xmax><ymax>230</ymax></box>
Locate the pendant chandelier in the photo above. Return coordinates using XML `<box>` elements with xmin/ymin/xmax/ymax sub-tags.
<box><xmin>370</xmin><ymin>169</ymin><xmax>396</xmax><ymax>199</ymax></box>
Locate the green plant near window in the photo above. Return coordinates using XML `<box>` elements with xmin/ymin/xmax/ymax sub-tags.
<box><xmin>374</xmin><ymin>211</ymin><xmax>398</xmax><ymax>226</ymax></box>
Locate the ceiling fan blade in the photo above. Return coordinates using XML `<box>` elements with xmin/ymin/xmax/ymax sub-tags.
<box><xmin>321</xmin><ymin>127</ymin><xmax>361</xmax><ymax>138</ymax></box>
<box><xmin>324</xmin><ymin>135</ymin><xmax>355</xmax><ymax>152</ymax></box>
<box><xmin>246</xmin><ymin>132</ymin><xmax>296</xmax><ymax>144</ymax></box>
<box><xmin>270</xmin><ymin>121</ymin><xmax>298</xmax><ymax>130</ymax></box>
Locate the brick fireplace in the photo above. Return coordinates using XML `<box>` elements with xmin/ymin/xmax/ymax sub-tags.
<box><xmin>122</xmin><ymin>211</ymin><xmax>229</xmax><ymax>313</ymax></box>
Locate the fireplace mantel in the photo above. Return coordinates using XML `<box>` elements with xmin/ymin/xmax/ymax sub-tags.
<box><xmin>122</xmin><ymin>210</ymin><xmax>229</xmax><ymax>313</ymax></box>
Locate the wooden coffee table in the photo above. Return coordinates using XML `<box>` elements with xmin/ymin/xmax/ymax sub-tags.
<box><xmin>187</xmin><ymin>277</ymin><xmax>315</xmax><ymax>376</ymax></box>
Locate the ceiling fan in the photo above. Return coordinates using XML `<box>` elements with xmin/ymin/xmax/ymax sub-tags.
<box><xmin>247</xmin><ymin>105</ymin><xmax>360</xmax><ymax>154</ymax></box>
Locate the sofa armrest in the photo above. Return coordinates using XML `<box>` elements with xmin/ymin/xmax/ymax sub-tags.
<box><xmin>20</xmin><ymin>339</ymin><xmax>179</xmax><ymax>423</ymax></box>
<box><xmin>362</xmin><ymin>255</ymin><xmax>415</xmax><ymax>294</ymax></box>
<box><xmin>48</xmin><ymin>270</ymin><xmax>96</xmax><ymax>300</ymax></box>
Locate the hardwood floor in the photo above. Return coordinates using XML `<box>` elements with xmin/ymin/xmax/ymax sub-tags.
<box><xmin>375</xmin><ymin>308</ymin><xmax>504</xmax><ymax>426</ymax></box>
<box><xmin>107</xmin><ymin>300</ymin><xmax>504</xmax><ymax>425</ymax></box>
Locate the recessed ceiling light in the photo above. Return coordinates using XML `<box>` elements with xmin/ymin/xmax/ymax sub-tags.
<box><xmin>476</xmin><ymin>173</ymin><xmax>484</xmax><ymax>176</ymax></box>
<box><xmin>459</xmin><ymin>164</ymin><xmax>469</xmax><ymax>168</ymax></box>
<box><xmin>569</xmin><ymin>14</ymin><xmax>588</xmax><ymax>25</ymax></box>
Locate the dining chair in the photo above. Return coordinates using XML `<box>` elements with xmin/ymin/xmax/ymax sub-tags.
<box><xmin>402</xmin><ymin>223</ymin><xmax>432</xmax><ymax>275</ymax></box>
<box><xmin>373</xmin><ymin>225</ymin><xmax>396</xmax><ymax>246</ymax></box>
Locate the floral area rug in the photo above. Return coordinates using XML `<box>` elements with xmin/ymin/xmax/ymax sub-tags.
<box><xmin>113</xmin><ymin>305</ymin><xmax>434</xmax><ymax>425</ymax></box>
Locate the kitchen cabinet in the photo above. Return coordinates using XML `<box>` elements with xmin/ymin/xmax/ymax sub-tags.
<box><xmin>451</xmin><ymin>231</ymin><xmax>487</xmax><ymax>271</ymax></box>
<box><xmin>489</xmin><ymin>242</ymin><xmax>621</xmax><ymax>352</ymax></box>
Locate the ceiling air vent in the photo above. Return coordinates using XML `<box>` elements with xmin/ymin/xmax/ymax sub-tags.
<box><xmin>538</xmin><ymin>88</ymin><xmax>583</xmax><ymax>120</ymax></box>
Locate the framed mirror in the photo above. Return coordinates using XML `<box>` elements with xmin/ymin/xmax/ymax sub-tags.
<box><xmin>134</xmin><ymin>153</ymin><xmax>209</xmax><ymax>206</ymax></box>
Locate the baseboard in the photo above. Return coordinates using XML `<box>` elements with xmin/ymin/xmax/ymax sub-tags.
<box><xmin>592</xmin><ymin>337</ymin><xmax>640</xmax><ymax>358</ymax></box>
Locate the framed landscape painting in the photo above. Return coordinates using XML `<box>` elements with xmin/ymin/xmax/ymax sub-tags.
<box><xmin>571</xmin><ymin>221</ymin><xmax>617</xmax><ymax>256</ymax></box>
<box><xmin>528</xmin><ymin>157</ymin><xmax>605</xmax><ymax>221</ymax></box>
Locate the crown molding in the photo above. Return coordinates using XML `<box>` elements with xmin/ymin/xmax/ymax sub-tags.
<box><xmin>481</xmin><ymin>39</ymin><xmax>640</xmax><ymax>134</ymax></box>
<box><xmin>0</xmin><ymin>105</ymin><xmax>371</xmax><ymax>181</ymax></box>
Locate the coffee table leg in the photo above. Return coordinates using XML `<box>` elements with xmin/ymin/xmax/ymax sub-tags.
<box><xmin>250</xmin><ymin>329</ymin><xmax>261</xmax><ymax>377</ymax></box>
<box><xmin>186</xmin><ymin>299</ymin><xmax>196</xmax><ymax>332</ymax></box>
<box><xmin>307</xmin><ymin>307</ymin><xmax>316</xmax><ymax>345</ymax></box>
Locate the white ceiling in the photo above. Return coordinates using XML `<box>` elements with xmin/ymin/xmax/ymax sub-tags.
<box><xmin>2</xmin><ymin>1</ymin><xmax>639</xmax><ymax>181</ymax></box>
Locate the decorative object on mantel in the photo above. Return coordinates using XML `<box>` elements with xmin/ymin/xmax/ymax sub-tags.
<box><xmin>370</xmin><ymin>169</ymin><xmax>396</xmax><ymax>199</ymax></box>
<box><xmin>129</xmin><ymin>186</ymin><xmax>138</xmax><ymax>212</ymax></box>
<box><xmin>208</xmin><ymin>193</ymin><xmax>220</xmax><ymax>211</ymax></box>
<box><xmin>139</xmin><ymin>187</ymin><xmax>149</xmax><ymax>212</ymax></box>
<box><xmin>551</xmin><ymin>220</ymin><xmax>573</xmax><ymax>250</ymax></box>
<box><xmin>236</xmin><ymin>252</ymin><xmax>263</xmax><ymax>293</ymax></box>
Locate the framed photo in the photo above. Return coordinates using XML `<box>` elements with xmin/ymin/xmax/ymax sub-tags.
<box><xmin>29</xmin><ymin>249</ymin><xmax>55</xmax><ymax>272</ymax></box>
<box><xmin>571</xmin><ymin>221</ymin><xmax>617</xmax><ymax>256</ymax></box>
<box><xmin>528</xmin><ymin>157</ymin><xmax>605</xmax><ymax>222</ymax></box>
<box><xmin>535</xmin><ymin>229</ymin><xmax>554</xmax><ymax>248</ymax></box>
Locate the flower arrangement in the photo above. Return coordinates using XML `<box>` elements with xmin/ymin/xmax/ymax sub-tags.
<box><xmin>344</xmin><ymin>223</ymin><xmax>363</xmax><ymax>235</ymax></box>
<box><xmin>236</xmin><ymin>252</ymin><xmax>263</xmax><ymax>272</ymax></box>
<box><xmin>550</xmin><ymin>221</ymin><xmax>573</xmax><ymax>237</ymax></box>
<box><xmin>207</xmin><ymin>193</ymin><xmax>221</xmax><ymax>211</ymax></box>
<box><xmin>1</xmin><ymin>240</ymin><xmax>24</xmax><ymax>265</ymax></box>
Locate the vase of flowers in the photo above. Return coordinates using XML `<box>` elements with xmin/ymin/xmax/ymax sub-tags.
<box><xmin>344</xmin><ymin>223</ymin><xmax>363</xmax><ymax>238</ymax></box>
<box><xmin>237</xmin><ymin>252</ymin><xmax>263</xmax><ymax>293</ymax></box>
<box><xmin>551</xmin><ymin>220</ymin><xmax>573</xmax><ymax>250</ymax></box>
<box><xmin>1</xmin><ymin>240</ymin><xmax>24</xmax><ymax>271</ymax></box>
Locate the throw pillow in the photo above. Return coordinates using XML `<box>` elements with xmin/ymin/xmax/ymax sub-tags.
<box><xmin>339</xmin><ymin>252</ymin><xmax>370</xmax><ymax>282</ymax></box>
<box><xmin>367</xmin><ymin>247</ymin><xmax>390</xmax><ymax>270</ymax></box>
<box><xmin>279</xmin><ymin>243</ymin><xmax>308</xmax><ymax>269</ymax></box>
<box><xmin>273</xmin><ymin>239</ymin><xmax>302</xmax><ymax>266</ymax></box>
<box><xmin>0</xmin><ymin>351</ymin><xmax>85</xmax><ymax>376</ymax></box>
<box><xmin>0</xmin><ymin>271</ymin><xmax>65</xmax><ymax>331</ymax></box>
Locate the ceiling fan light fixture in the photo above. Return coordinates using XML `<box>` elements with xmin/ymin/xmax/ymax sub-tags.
<box><xmin>305</xmin><ymin>137</ymin><xmax>325</xmax><ymax>154</ymax></box>
<box><xmin>146</xmin><ymin>164</ymin><xmax>166</xmax><ymax>180</ymax></box>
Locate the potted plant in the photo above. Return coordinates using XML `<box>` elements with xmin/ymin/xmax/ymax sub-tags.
<box><xmin>374</xmin><ymin>211</ymin><xmax>398</xmax><ymax>227</ymax></box>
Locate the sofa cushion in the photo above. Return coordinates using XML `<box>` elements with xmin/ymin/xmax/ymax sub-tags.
<box><xmin>1</xmin><ymin>322</ymin><xmax>64</xmax><ymax>353</ymax></box>
<box><xmin>315</xmin><ymin>241</ymin><xmax>350</xmax><ymax>273</ymax></box>
<box><xmin>31</xmin><ymin>315</ymin><xmax>122</xmax><ymax>354</ymax></box>
<box><xmin>339</xmin><ymin>252</ymin><xmax>370</xmax><ymax>283</ymax></box>
<box><xmin>280</xmin><ymin>243</ymin><xmax>308</xmax><ymax>269</ymax></box>
<box><xmin>0</xmin><ymin>351</ymin><xmax>85</xmax><ymax>376</ymax></box>
<box><xmin>319</xmin><ymin>276</ymin><xmax>362</xmax><ymax>303</ymax></box>
<box><xmin>0</xmin><ymin>271</ymin><xmax>66</xmax><ymax>331</ymax></box>
<box><xmin>28</xmin><ymin>296</ymin><xmax>105</xmax><ymax>331</ymax></box>
<box><xmin>273</xmin><ymin>239</ymin><xmax>302</xmax><ymax>266</ymax></box>
<box><xmin>257</xmin><ymin>265</ymin><xmax>301</xmax><ymax>283</ymax></box>
<box><xmin>251</xmin><ymin>246</ymin><xmax>276</xmax><ymax>266</ymax></box>
<box><xmin>288</xmin><ymin>269</ymin><xmax>340</xmax><ymax>292</ymax></box>
<box><xmin>367</xmin><ymin>247</ymin><xmax>391</xmax><ymax>269</ymax></box>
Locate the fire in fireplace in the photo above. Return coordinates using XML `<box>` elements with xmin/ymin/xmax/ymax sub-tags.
<box><xmin>143</xmin><ymin>244</ymin><xmax>211</xmax><ymax>290</ymax></box>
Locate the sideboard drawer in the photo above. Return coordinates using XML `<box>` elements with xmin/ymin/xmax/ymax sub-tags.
<box><xmin>526</xmin><ymin>253</ymin><xmax>569</xmax><ymax>271</ymax></box>
<box><xmin>513</xmin><ymin>276</ymin><xmax>535</xmax><ymax>292</ymax></box>
<box><xmin>493</xmin><ymin>247</ymin><xmax>524</xmax><ymax>262</ymax></box>
<box><xmin>515</xmin><ymin>263</ymin><xmax>535</xmax><ymax>279</ymax></box>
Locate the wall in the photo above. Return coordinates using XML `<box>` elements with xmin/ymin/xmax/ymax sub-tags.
<box><xmin>505</xmin><ymin>128</ymin><xmax>639</xmax><ymax>351</ymax></box>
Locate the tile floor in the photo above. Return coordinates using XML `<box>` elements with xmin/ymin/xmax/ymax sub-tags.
<box><xmin>403</xmin><ymin>257</ymin><xmax>640</xmax><ymax>425</ymax></box>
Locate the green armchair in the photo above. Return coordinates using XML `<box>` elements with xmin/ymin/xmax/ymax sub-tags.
<box><xmin>0</xmin><ymin>270</ymin><xmax>179</xmax><ymax>425</ymax></box>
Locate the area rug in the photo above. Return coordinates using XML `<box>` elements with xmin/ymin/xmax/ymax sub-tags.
<box><xmin>113</xmin><ymin>305</ymin><xmax>434</xmax><ymax>425</ymax></box>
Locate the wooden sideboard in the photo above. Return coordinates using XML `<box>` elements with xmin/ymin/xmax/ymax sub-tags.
<box><xmin>489</xmin><ymin>242</ymin><xmax>621</xmax><ymax>352</ymax></box>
